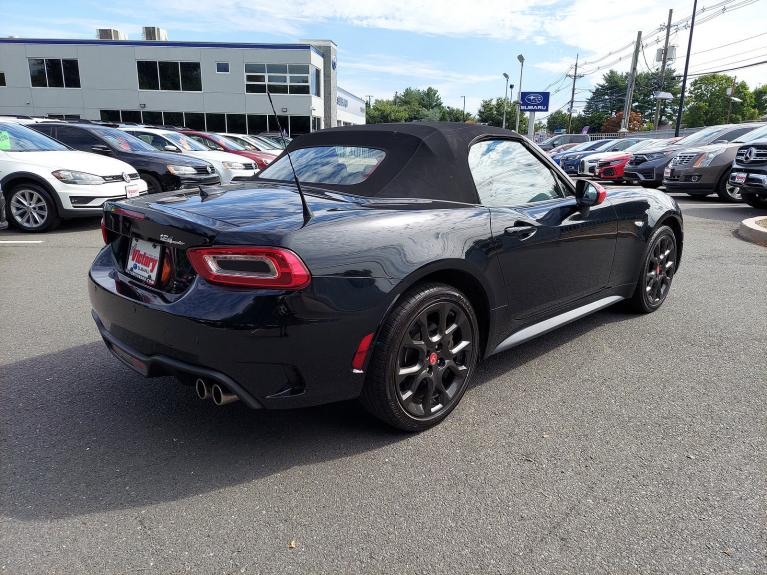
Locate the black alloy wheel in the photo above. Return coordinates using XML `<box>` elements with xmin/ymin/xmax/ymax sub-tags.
<box><xmin>630</xmin><ymin>225</ymin><xmax>677</xmax><ymax>313</ymax></box>
<box><xmin>741</xmin><ymin>192</ymin><xmax>767</xmax><ymax>209</ymax></box>
<box><xmin>361</xmin><ymin>283</ymin><xmax>478</xmax><ymax>432</ymax></box>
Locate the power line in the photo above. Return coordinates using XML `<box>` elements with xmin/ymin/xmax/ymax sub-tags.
<box><xmin>690</xmin><ymin>30</ymin><xmax>767</xmax><ymax>55</ymax></box>
<box><xmin>685</xmin><ymin>58</ymin><xmax>767</xmax><ymax>76</ymax></box>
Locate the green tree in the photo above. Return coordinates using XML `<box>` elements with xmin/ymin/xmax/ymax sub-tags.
<box><xmin>546</xmin><ymin>110</ymin><xmax>570</xmax><ymax>132</ymax></box>
<box><xmin>439</xmin><ymin>106</ymin><xmax>475</xmax><ymax>122</ymax></box>
<box><xmin>682</xmin><ymin>74</ymin><xmax>759</xmax><ymax>126</ymax></box>
<box><xmin>477</xmin><ymin>98</ymin><xmax>527</xmax><ymax>132</ymax></box>
<box><xmin>366</xmin><ymin>99</ymin><xmax>409</xmax><ymax>124</ymax></box>
<box><xmin>753</xmin><ymin>85</ymin><xmax>767</xmax><ymax>116</ymax></box>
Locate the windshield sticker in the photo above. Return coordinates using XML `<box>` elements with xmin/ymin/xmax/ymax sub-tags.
<box><xmin>0</xmin><ymin>131</ymin><xmax>10</xmax><ymax>150</ymax></box>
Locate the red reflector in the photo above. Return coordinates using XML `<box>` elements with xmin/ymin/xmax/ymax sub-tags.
<box><xmin>100</xmin><ymin>217</ymin><xmax>108</xmax><ymax>244</ymax></box>
<box><xmin>113</xmin><ymin>207</ymin><xmax>145</xmax><ymax>220</ymax></box>
<box><xmin>352</xmin><ymin>332</ymin><xmax>374</xmax><ymax>371</ymax></box>
<box><xmin>187</xmin><ymin>246</ymin><xmax>311</xmax><ymax>289</ymax></box>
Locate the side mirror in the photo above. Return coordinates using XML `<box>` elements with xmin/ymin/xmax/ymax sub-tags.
<box><xmin>575</xmin><ymin>179</ymin><xmax>607</xmax><ymax>207</ymax></box>
<box><xmin>164</xmin><ymin>145</ymin><xmax>180</xmax><ymax>152</ymax></box>
<box><xmin>91</xmin><ymin>144</ymin><xmax>112</xmax><ymax>155</ymax></box>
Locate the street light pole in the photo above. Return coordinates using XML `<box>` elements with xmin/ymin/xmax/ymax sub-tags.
<box><xmin>461</xmin><ymin>96</ymin><xmax>466</xmax><ymax>122</ymax></box>
<box><xmin>502</xmin><ymin>73</ymin><xmax>509</xmax><ymax>129</ymax></box>
<box><xmin>675</xmin><ymin>0</ymin><xmax>697</xmax><ymax>137</ymax></box>
<box><xmin>515</xmin><ymin>54</ymin><xmax>525</xmax><ymax>132</ymax></box>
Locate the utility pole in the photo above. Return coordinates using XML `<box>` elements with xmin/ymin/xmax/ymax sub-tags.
<box><xmin>621</xmin><ymin>31</ymin><xmax>642</xmax><ymax>132</ymax></box>
<box><xmin>675</xmin><ymin>0</ymin><xmax>697</xmax><ymax>136</ymax></box>
<box><xmin>726</xmin><ymin>76</ymin><xmax>737</xmax><ymax>123</ymax></box>
<box><xmin>365</xmin><ymin>95</ymin><xmax>373</xmax><ymax>108</ymax></box>
<box><xmin>567</xmin><ymin>53</ymin><xmax>580</xmax><ymax>133</ymax></box>
<box><xmin>653</xmin><ymin>9</ymin><xmax>673</xmax><ymax>129</ymax></box>
<box><xmin>461</xmin><ymin>96</ymin><xmax>466</xmax><ymax>121</ymax></box>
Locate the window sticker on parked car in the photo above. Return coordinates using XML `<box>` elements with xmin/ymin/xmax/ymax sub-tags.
<box><xmin>0</xmin><ymin>131</ymin><xmax>10</xmax><ymax>150</ymax></box>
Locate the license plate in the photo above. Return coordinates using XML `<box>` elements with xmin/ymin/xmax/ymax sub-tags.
<box><xmin>126</xmin><ymin>184</ymin><xmax>140</xmax><ymax>198</ymax></box>
<box><xmin>126</xmin><ymin>238</ymin><xmax>162</xmax><ymax>285</ymax></box>
<box><xmin>732</xmin><ymin>172</ymin><xmax>747</xmax><ymax>184</ymax></box>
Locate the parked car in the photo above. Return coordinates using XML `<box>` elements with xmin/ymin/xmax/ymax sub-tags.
<box><xmin>557</xmin><ymin>139</ymin><xmax>637</xmax><ymax>175</ymax></box>
<box><xmin>217</xmin><ymin>133</ymin><xmax>282</xmax><ymax>153</ymax></box>
<box><xmin>31</xmin><ymin>123</ymin><xmax>220</xmax><ymax>194</ymax></box>
<box><xmin>729</xmin><ymin>136</ymin><xmax>767</xmax><ymax>208</ymax></box>
<box><xmin>624</xmin><ymin>124</ymin><xmax>762</xmax><ymax>188</ymax></box>
<box><xmin>257</xmin><ymin>133</ymin><xmax>292</xmax><ymax>149</ymax></box>
<box><xmin>550</xmin><ymin>139</ymin><xmax>609</xmax><ymax>166</ymax></box>
<box><xmin>591</xmin><ymin>139</ymin><xmax>664</xmax><ymax>180</ymax></box>
<box><xmin>546</xmin><ymin>143</ymin><xmax>580</xmax><ymax>156</ymax></box>
<box><xmin>0</xmin><ymin>122</ymin><xmax>147</xmax><ymax>232</ymax></box>
<box><xmin>181</xmin><ymin>131</ymin><xmax>277</xmax><ymax>170</ymax></box>
<box><xmin>575</xmin><ymin>138</ymin><xmax>645</xmax><ymax>175</ymax></box>
<box><xmin>121</xmin><ymin>127</ymin><xmax>259</xmax><ymax>184</ymax></box>
<box><xmin>663</xmin><ymin>123</ymin><xmax>767</xmax><ymax>202</ymax></box>
<box><xmin>0</xmin><ymin>183</ymin><xmax>7</xmax><ymax>230</ymax></box>
<box><xmin>91</xmin><ymin>123</ymin><xmax>683</xmax><ymax>431</ymax></box>
<box><xmin>538</xmin><ymin>133</ymin><xmax>590</xmax><ymax>151</ymax></box>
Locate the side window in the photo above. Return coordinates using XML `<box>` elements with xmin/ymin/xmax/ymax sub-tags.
<box><xmin>55</xmin><ymin>127</ymin><xmax>100</xmax><ymax>148</ymax></box>
<box><xmin>721</xmin><ymin>127</ymin><xmax>754</xmax><ymax>141</ymax></box>
<box><xmin>192</xmin><ymin>135</ymin><xmax>222</xmax><ymax>150</ymax></box>
<box><xmin>468</xmin><ymin>139</ymin><xmax>566</xmax><ymax>207</ymax></box>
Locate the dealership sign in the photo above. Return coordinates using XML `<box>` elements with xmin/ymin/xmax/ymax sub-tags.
<box><xmin>519</xmin><ymin>91</ymin><xmax>550</xmax><ymax>112</ymax></box>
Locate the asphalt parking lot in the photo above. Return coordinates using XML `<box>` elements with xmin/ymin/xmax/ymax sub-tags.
<box><xmin>0</xmin><ymin>191</ymin><xmax>765</xmax><ymax>574</ymax></box>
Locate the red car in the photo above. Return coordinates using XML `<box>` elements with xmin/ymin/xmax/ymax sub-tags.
<box><xmin>181</xmin><ymin>131</ymin><xmax>278</xmax><ymax>170</ymax></box>
<box><xmin>596</xmin><ymin>153</ymin><xmax>631</xmax><ymax>180</ymax></box>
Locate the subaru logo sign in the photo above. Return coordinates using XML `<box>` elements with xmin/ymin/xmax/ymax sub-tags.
<box><xmin>519</xmin><ymin>91</ymin><xmax>550</xmax><ymax>112</ymax></box>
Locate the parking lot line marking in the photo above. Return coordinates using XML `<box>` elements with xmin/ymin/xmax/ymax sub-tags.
<box><xmin>0</xmin><ymin>240</ymin><xmax>45</xmax><ymax>244</ymax></box>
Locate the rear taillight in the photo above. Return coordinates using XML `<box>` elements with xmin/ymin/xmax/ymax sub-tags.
<box><xmin>112</xmin><ymin>207</ymin><xmax>146</xmax><ymax>220</ymax></box>
<box><xmin>187</xmin><ymin>246</ymin><xmax>311</xmax><ymax>289</ymax></box>
<box><xmin>100</xmin><ymin>217</ymin><xmax>108</xmax><ymax>244</ymax></box>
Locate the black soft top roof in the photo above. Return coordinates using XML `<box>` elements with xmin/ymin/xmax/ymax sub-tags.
<box><xmin>284</xmin><ymin>122</ymin><xmax>523</xmax><ymax>204</ymax></box>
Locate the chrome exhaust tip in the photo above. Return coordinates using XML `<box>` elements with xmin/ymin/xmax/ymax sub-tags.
<box><xmin>211</xmin><ymin>383</ymin><xmax>239</xmax><ymax>406</ymax></box>
<box><xmin>195</xmin><ymin>378</ymin><xmax>211</xmax><ymax>400</ymax></box>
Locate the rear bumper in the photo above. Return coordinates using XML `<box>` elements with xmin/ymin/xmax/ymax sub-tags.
<box><xmin>88</xmin><ymin>246</ymin><xmax>394</xmax><ymax>409</ymax></box>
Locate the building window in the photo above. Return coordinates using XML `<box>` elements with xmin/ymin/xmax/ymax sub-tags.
<box><xmin>291</xmin><ymin>116</ymin><xmax>310</xmax><ymax>135</ymax></box>
<box><xmin>141</xmin><ymin>111</ymin><xmax>163</xmax><ymax>125</ymax></box>
<box><xmin>137</xmin><ymin>61</ymin><xmax>202</xmax><ymax>92</ymax></box>
<box><xmin>226</xmin><ymin>114</ymin><xmax>246</xmax><ymax>134</ymax></box>
<box><xmin>247</xmin><ymin>115</ymin><xmax>267</xmax><ymax>134</ymax></box>
<box><xmin>100</xmin><ymin>110</ymin><xmax>120</xmax><ymax>122</ymax></box>
<box><xmin>311</xmin><ymin>117</ymin><xmax>322</xmax><ymax>132</ymax></box>
<box><xmin>216</xmin><ymin>62</ymin><xmax>229</xmax><ymax>74</ymax></box>
<box><xmin>28</xmin><ymin>58</ymin><xmax>80</xmax><ymax>88</ymax></box>
<box><xmin>184</xmin><ymin>112</ymin><xmax>205</xmax><ymax>130</ymax></box>
<box><xmin>0</xmin><ymin>72</ymin><xmax>5</xmax><ymax>87</ymax></box>
<box><xmin>310</xmin><ymin>67</ymin><xmax>321</xmax><ymax>97</ymax></box>
<box><xmin>245</xmin><ymin>63</ymin><xmax>315</xmax><ymax>95</ymax></box>
<box><xmin>205</xmin><ymin>113</ymin><xmax>226</xmax><ymax>132</ymax></box>
<box><xmin>121</xmin><ymin>110</ymin><xmax>141</xmax><ymax>123</ymax></box>
<box><xmin>164</xmin><ymin>111</ymin><xmax>184</xmax><ymax>126</ymax></box>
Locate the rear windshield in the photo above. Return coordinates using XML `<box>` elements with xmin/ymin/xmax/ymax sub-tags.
<box><xmin>96</xmin><ymin>127</ymin><xmax>157</xmax><ymax>152</ymax></box>
<box><xmin>258</xmin><ymin>146</ymin><xmax>386</xmax><ymax>185</ymax></box>
<box><xmin>736</xmin><ymin>124</ymin><xmax>767</xmax><ymax>143</ymax></box>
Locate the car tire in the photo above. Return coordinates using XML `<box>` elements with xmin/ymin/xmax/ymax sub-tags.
<box><xmin>629</xmin><ymin>225</ymin><xmax>677</xmax><ymax>314</ymax></box>
<box><xmin>6</xmin><ymin>183</ymin><xmax>60</xmax><ymax>232</ymax></box>
<box><xmin>742</xmin><ymin>192</ymin><xmax>767</xmax><ymax>209</ymax></box>
<box><xmin>360</xmin><ymin>282</ymin><xmax>479</xmax><ymax>432</ymax></box>
<box><xmin>140</xmin><ymin>173</ymin><xmax>163</xmax><ymax>194</ymax></box>
<box><xmin>715</xmin><ymin>169</ymin><xmax>742</xmax><ymax>203</ymax></box>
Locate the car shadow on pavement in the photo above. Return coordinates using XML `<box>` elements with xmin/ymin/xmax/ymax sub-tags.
<box><xmin>0</xmin><ymin>308</ymin><xmax>637</xmax><ymax>521</ymax></box>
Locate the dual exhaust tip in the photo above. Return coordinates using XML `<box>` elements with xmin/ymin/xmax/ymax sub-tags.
<box><xmin>195</xmin><ymin>378</ymin><xmax>239</xmax><ymax>406</ymax></box>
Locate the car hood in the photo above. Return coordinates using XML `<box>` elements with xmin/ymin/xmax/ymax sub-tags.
<box><xmin>2</xmin><ymin>150</ymin><xmax>137</xmax><ymax>175</ymax></box>
<box><xmin>128</xmin><ymin>148</ymin><xmax>214</xmax><ymax>166</ymax></box>
<box><xmin>680</xmin><ymin>143</ymin><xmax>735</xmax><ymax>155</ymax></box>
<box><xmin>582</xmin><ymin>151</ymin><xmax>629</xmax><ymax>162</ymax></box>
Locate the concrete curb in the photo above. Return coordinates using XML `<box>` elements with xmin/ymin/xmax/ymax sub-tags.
<box><xmin>738</xmin><ymin>216</ymin><xmax>767</xmax><ymax>247</ymax></box>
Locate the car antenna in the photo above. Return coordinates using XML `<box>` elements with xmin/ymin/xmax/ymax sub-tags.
<box><xmin>265</xmin><ymin>86</ymin><xmax>312</xmax><ymax>226</ymax></box>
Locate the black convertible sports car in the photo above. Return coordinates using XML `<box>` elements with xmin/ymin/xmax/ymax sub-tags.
<box><xmin>90</xmin><ymin>123</ymin><xmax>683</xmax><ymax>431</ymax></box>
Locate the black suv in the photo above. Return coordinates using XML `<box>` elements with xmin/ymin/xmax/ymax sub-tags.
<box><xmin>729</xmin><ymin>140</ymin><xmax>767</xmax><ymax>208</ymax></box>
<box><xmin>31</xmin><ymin>123</ymin><xmax>220</xmax><ymax>193</ymax></box>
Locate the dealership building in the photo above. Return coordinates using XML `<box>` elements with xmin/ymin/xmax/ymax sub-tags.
<box><xmin>0</xmin><ymin>29</ymin><xmax>366</xmax><ymax>135</ymax></box>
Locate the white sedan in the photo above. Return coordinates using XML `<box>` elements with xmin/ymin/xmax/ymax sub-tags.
<box><xmin>0</xmin><ymin>122</ymin><xmax>146</xmax><ymax>232</ymax></box>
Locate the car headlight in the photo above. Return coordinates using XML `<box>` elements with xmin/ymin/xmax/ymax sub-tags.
<box><xmin>692</xmin><ymin>151</ymin><xmax>721</xmax><ymax>168</ymax></box>
<box><xmin>51</xmin><ymin>170</ymin><xmax>105</xmax><ymax>185</ymax></box>
<box><xmin>222</xmin><ymin>161</ymin><xmax>246</xmax><ymax>170</ymax></box>
<box><xmin>167</xmin><ymin>164</ymin><xmax>197</xmax><ymax>175</ymax></box>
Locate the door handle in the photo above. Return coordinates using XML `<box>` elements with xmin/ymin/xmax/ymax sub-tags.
<box><xmin>504</xmin><ymin>222</ymin><xmax>538</xmax><ymax>240</ymax></box>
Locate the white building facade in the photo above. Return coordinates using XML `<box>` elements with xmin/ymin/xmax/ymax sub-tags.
<box><xmin>0</xmin><ymin>35</ymin><xmax>365</xmax><ymax>135</ymax></box>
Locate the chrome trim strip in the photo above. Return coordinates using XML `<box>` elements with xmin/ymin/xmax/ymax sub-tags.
<box><xmin>491</xmin><ymin>295</ymin><xmax>625</xmax><ymax>356</ymax></box>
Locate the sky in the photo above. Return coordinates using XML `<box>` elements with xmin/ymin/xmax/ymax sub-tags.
<box><xmin>1</xmin><ymin>0</ymin><xmax>765</xmax><ymax>118</ymax></box>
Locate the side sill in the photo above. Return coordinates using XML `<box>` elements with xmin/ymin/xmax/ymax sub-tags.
<box><xmin>490</xmin><ymin>295</ymin><xmax>625</xmax><ymax>356</ymax></box>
